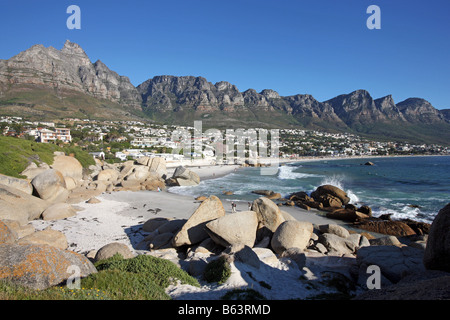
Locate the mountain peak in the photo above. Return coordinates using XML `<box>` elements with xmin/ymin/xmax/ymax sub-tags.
<box><xmin>61</xmin><ymin>40</ymin><xmax>87</xmax><ymax>56</ymax></box>
<box><xmin>349</xmin><ymin>89</ymin><xmax>372</xmax><ymax>97</ymax></box>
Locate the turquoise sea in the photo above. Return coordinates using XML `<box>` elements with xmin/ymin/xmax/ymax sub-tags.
<box><xmin>169</xmin><ymin>156</ymin><xmax>450</xmax><ymax>223</ymax></box>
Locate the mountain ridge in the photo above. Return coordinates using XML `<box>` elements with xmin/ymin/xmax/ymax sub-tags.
<box><xmin>0</xmin><ymin>41</ymin><xmax>449</xmax><ymax>145</ymax></box>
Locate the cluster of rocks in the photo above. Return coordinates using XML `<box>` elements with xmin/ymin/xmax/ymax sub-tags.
<box><xmin>0</xmin><ymin>151</ymin><xmax>198</xmax><ymax>290</ymax></box>
<box><xmin>283</xmin><ymin>184</ymin><xmax>431</xmax><ymax>239</ymax></box>
<box><xmin>129</xmin><ymin>195</ymin><xmax>450</xmax><ymax>298</ymax></box>
<box><xmin>1</xmin><ymin>153</ymin><xmax>449</xmax><ymax>298</ymax></box>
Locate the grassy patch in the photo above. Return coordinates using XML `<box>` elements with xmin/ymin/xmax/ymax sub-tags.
<box><xmin>94</xmin><ymin>254</ymin><xmax>200</xmax><ymax>289</ymax></box>
<box><xmin>203</xmin><ymin>256</ymin><xmax>232</xmax><ymax>284</ymax></box>
<box><xmin>0</xmin><ymin>254</ymin><xmax>200</xmax><ymax>300</ymax></box>
<box><xmin>0</xmin><ymin>136</ymin><xmax>94</xmax><ymax>178</ymax></box>
<box><xmin>0</xmin><ymin>280</ymin><xmax>112</xmax><ymax>300</ymax></box>
<box><xmin>80</xmin><ymin>269</ymin><xmax>169</xmax><ymax>300</ymax></box>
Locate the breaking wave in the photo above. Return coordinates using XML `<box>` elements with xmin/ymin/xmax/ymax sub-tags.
<box><xmin>318</xmin><ymin>175</ymin><xmax>360</xmax><ymax>204</ymax></box>
<box><xmin>277</xmin><ymin>165</ymin><xmax>322</xmax><ymax>180</ymax></box>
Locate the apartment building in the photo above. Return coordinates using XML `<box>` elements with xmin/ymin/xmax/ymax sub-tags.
<box><xmin>37</xmin><ymin>128</ymin><xmax>72</xmax><ymax>143</ymax></box>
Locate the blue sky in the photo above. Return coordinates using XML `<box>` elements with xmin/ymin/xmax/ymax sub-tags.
<box><xmin>0</xmin><ymin>0</ymin><xmax>449</xmax><ymax>109</ymax></box>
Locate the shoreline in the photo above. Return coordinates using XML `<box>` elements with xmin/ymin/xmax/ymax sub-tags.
<box><xmin>29</xmin><ymin>187</ymin><xmax>349</xmax><ymax>256</ymax></box>
<box><xmin>28</xmin><ymin>153</ymin><xmax>444</xmax><ymax>258</ymax></box>
<box><xmin>277</xmin><ymin>153</ymin><xmax>449</xmax><ymax>165</ymax></box>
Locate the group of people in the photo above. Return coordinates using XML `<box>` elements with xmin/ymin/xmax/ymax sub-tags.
<box><xmin>231</xmin><ymin>201</ymin><xmax>252</xmax><ymax>213</ymax></box>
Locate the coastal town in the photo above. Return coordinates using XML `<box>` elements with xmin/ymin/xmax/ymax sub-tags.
<box><xmin>1</xmin><ymin>115</ymin><xmax>449</xmax><ymax>163</ymax></box>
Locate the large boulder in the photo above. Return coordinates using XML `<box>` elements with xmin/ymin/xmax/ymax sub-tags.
<box><xmin>148</xmin><ymin>157</ymin><xmax>167</xmax><ymax>177</ymax></box>
<box><xmin>17</xmin><ymin>229</ymin><xmax>68</xmax><ymax>250</ymax></box>
<box><xmin>326</xmin><ymin>208</ymin><xmax>369</xmax><ymax>222</ymax></box>
<box><xmin>354</xmin><ymin>272</ymin><xmax>450</xmax><ymax>300</ymax></box>
<box><xmin>41</xmin><ymin>203</ymin><xmax>77</xmax><ymax>221</ymax></box>
<box><xmin>123</xmin><ymin>165</ymin><xmax>150</xmax><ymax>181</ymax></box>
<box><xmin>206</xmin><ymin>211</ymin><xmax>258</xmax><ymax>248</ymax></box>
<box><xmin>51</xmin><ymin>155</ymin><xmax>83</xmax><ymax>182</ymax></box>
<box><xmin>0</xmin><ymin>174</ymin><xmax>33</xmax><ymax>195</ymax></box>
<box><xmin>251</xmin><ymin>197</ymin><xmax>285</xmax><ymax>238</ymax></box>
<box><xmin>141</xmin><ymin>175</ymin><xmax>166</xmax><ymax>191</ymax></box>
<box><xmin>172</xmin><ymin>195</ymin><xmax>225</xmax><ymax>247</ymax></box>
<box><xmin>170</xmin><ymin>166</ymin><xmax>200</xmax><ymax>186</ymax></box>
<box><xmin>319</xmin><ymin>224</ymin><xmax>350</xmax><ymax>239</ymax></box>
<box><xmin>271</xmin><ymin>220</ymin><xmax>313</xmax><ymax>254</ymax></box>
<box><xmin>31</xmin><ymin>169</ymin><xmax>69</xmax><ymax>203</ymax></box>
<box><xmin>94</xmin><ymin>242</ymin><xmax>135</xmax><ymax>262</ymax></box>
<box><xmin>0</xmin><ymin>220</ymin><xmax>17</xmax><ymax>244</ymax></box>
<box><xmin>0</xmin><ymin>243</ymin><xmax>97</xmax><ymax>290</ymax></box>
<box><xmin>20</xmin><ymin>162</ymin><xmax>49</xmax><ymax>180</ymax></box>
<box><xmin>356</xmin><ymin>245</ymin><xmax>426</xmax><ymax>284</ymax></box>
<box><xmin>96</xmin><ymin>169</ymin><xmax>119</xmax><ymax>182</ymax></box>
<box><xmin>311</xmin><ymin>185</ymin><xmax>351</xmax><ymax>206</ymax></box>
<box><xmin>355</xmin><ymin>220</ymin><xmax>416</xmax><ymax>237</ymax></box>
<box><xmin>1</xmin><ymin>220</ymin><xmax>34</xmax><ymax>239</ymax></box>
<box><xmin>0</xmin><ymin>184</ymin><xmax>49</xmax><ymax>224</ymax></box>
<box><xmin>423</xmin><ymin>203</ymin><xmax>450</xmax><ymax>272</ymax></box>
<box><xmin>318</xmin><ymin>233</ymin><xmax>365</xmax><ymax>255</ymax></box>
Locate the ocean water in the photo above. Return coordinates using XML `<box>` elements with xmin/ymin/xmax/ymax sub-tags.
<box><xmin>169</xmin><ymin>156</ymin><xmax>450</xmax><ymax>223</ymax></box>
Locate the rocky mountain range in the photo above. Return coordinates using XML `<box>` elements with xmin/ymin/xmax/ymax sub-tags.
<box><xmin>1</xmin><ymin>41</ymin><xmax>449</xmax><ymax>145</ymax></box>
<box><xmin>0</xmin><ymin>40</ymin><xmax>142</xmax><ymax>120</ymax></box>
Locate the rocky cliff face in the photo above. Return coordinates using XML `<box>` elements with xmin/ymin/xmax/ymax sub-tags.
<box><xmin>1</xmin><ymin>41</ymin><xmax>449</xmax><ymax>144</ymax></box>
<box><xmin>139</xmin><ymin>76</ymin><xmax>449</xmax><ymax>126</ymax></box>
<box><xmin>0</xmin><ymin>40</ymin><xmax>141</xmax><ymax>111</ymax></box>
<box><xmin>396</xmin><ymin>98</ymin><xmax>446</xmax><ymax>124</ymax></box>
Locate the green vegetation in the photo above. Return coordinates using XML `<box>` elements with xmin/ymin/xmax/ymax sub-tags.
<box><xmin>203</xmin><ymin>256</ymin><xmax>232</xmax><ymax>284</ymax></box>
<box><xmin>0</xmin><ymin>87</ymin><xmax>141</xmax><ymax>122</ymax></box>
<box><xmin>0</xmin><ymin>254</ymin><xmax>200</xmax><ymax>300</ymax></box>
<box><xmin>80</xmin><ymin>269</ymin><xmax>169</xmax><ymax>300</ymax></box>
<box><xmin>94</xmin><ymin>254</ymin><xmax>200</xmax><ymax>289</ymax></box>
<box><xmin>0</xmin><ymin>279</ymin><xmax>113</xmax><ymax>300</ymax></box>
<box><xmin>0</xmin><ymin>135</ymin><xmax>94</xmax><ymax>178</ymax></box>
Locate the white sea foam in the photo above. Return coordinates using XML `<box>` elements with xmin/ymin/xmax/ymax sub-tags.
<box><xmin>372</xmin><ymin>205</ymin><xmax>432</xmax><ymax>223</ymax></box>
<box><xmin>318</xmin><ymin>175</ymin><xmax>360</xmax><ymax>204</ymax></box>
<box><xmin>277</xmin><ymin>165</ymin><xmax>321</xmax><ymax>180</ymax></box>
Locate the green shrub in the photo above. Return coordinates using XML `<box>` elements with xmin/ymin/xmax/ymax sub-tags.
<box><xmin>95</xmin><ymin>254</ymin><xmax>200</xmax><ymax>288</ymax></box>
<box><xmin>80</xmin><ymin>270</ymin><xmax>170</xmax><ymax>300</ymax></box>
<box><xmin>203</xmin><ymin>256</ymin><xmax>232</xmax><ymax>284</ymax></box>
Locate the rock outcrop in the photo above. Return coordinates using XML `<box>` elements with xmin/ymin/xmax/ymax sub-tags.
<box><xmin>205</xmin><ymin>211</ymin><xmax>258</xmax><ymax>248</ymax></box>
<box><xmin>0</xmin><ymin>40</ymin><xmax>142</xmax><ymax>112</ymax></box>
<box><xmin>167</xmin><ymin>166</ymin><xmax>200</xmax><ymax>186</ymax></box>
<box><xmin>172</xmin><ymin>195</ymin><xmax>225</xmax><ymax>247</ymax></box>
<box><xmin>423</xmin><ymin>203</ymin><xmax>450</xmax><ymax>272</ymax></box>
<box><xmin>0</xmin><ymin>243</ymin><xmax>97</xmax><ymax>290</ymax></box>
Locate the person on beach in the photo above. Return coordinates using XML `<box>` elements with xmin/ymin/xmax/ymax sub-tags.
<box><xmin>231</xmin><ymin>202</ymin><xmax>236</xmax><ymax>213</ymax></box>
<box><xmin>248</xmin><ymin>202</ymin><xmax>252</xmax><ymax>211</ymax></box>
